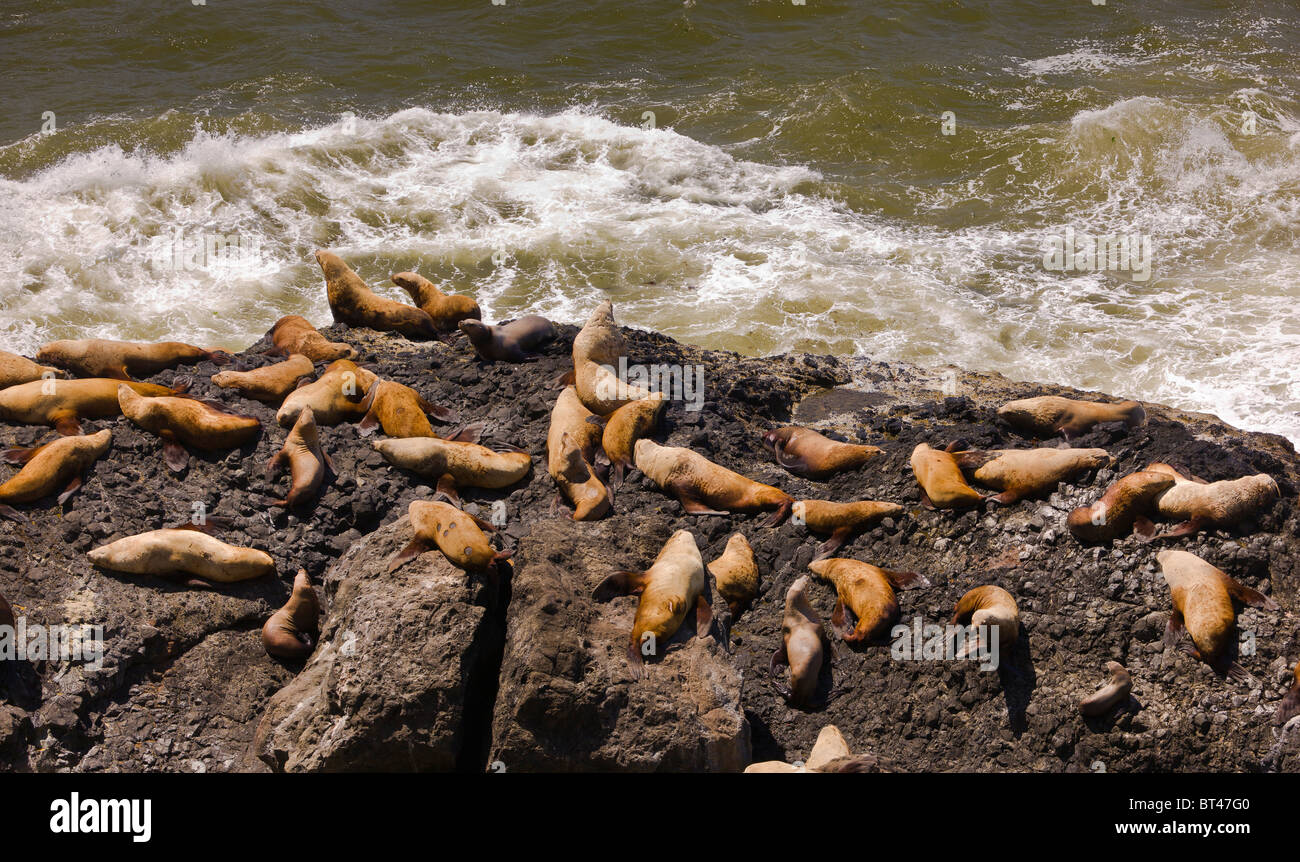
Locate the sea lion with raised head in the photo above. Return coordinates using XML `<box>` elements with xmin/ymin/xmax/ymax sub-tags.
<box><xmin>0</xmin><ymin>377</ymin><xmax>189</xmax><ymax>435</ymax></box>
<box><xmin>459</xmin><ymin>316</ymin><xmax>557</xmax><ymax>363</ymax></box>
<box><xmin>572</xmin><ymin>302</ymin><xmax>652</xmax><ymax>415</ymax></box>
<box><xmin>388</xmin><ymin>500</ymin><xmax>511</xmax><ymax>573</ymax></box>
<box><xmin>744</xmin><ymin>725</ymin><xmax>883</xmax><ymax>774</ymax></box>
<box><xmin>634</xmin><ymin>438</ymin><xmax>793</xmax><ymax>525</ymax></box>
<box><xmin>807</xmin><ymin>557</ymin><xmax>928</xmax><ymax>644</ymax></box>
<box><xmin>267</xmin><ymin>407</ymin><xmax>332</xmax><ymax>509</ymax></box>
<box><xmin>762</xmin><ymin>426</ymin><xmax>883</xmax><ymax>480</ymax></box>
<box><xmin>211</xmin><ymin>353</ymin><xmax>315</xmax><ymax>404</ymax></box>
<box><xmin>997</xmin><ymin>395</ymin><xmax>1146</xmax><ymax>441</ymax></box>
<box><xmin>266</xmin><ymin>315</ymin><xmax>357</xmax><ymax>362</ymax></box>
<box><xmin>793</xmin><ymin>499</ymin><xmax>906</xmax><ymax>559</ymax></box>
<box><xmin>37</xmin><ymin>338</ymin><xmax>230</xmax><ymax>381</ymax></box>
<box><xmin>598</xmin><ymin>392</ymin><xmax>666</xmax><ymax>486</ymax></box>
<box><xmin>391</xmin><ymin>271</ymin><xmax>481</xmax><ymax>332</ymax></box>
<box><xmin>770</xmin><ymin>574</ymin><xmax>831</xmax><ymax>708</ymax></box>
<box><xmin>1157</xmin><ymin>549</ymin><xmax>1279</xmax><ymax>681</ymax></box>
<box><xmin>1140</xmin><ymin>463</ymin><xmax>1279</xmax><ymax>540</ymax></box>
<box><xmin>1079</xmin><ymin>661</ymin><xmax>1133</xmax><ymax>717</ymax></box>
<box><xmin>89</xmin><ymin>528</ymin><xmax>275</xmax><ymax>584</ymax></box>
<box><xmin>592</xmin><ymin>529</ymin><xmax>711</xmax><ymax>677</ymax></box>
<box><xmin>951</xmin><ymin>585</ymin><xmax>1020</xmax><ymax>658</ymax></box>
<box><xmin>0</xmin><ymin>428</ymin><xmax>111</xmax><ymax>520</ymax></box>
<box><xmin>910</xmin><ymin>442</ymin><xmax>984</xmax><ymax>510</ymax></box>
<box><xmin>1278</xmin><ymin>661</ymin><xmax>1300</xmax><ymax>725</ymax></box>
<box><xmin>316</xmin><ymin>250</ymin><xmax>438</xmax><ymax>339</ymax></box>
<box><xmin>707</xmin><ymin>532</ymin><xmax>759</xmax><ymax>617</ymax></box>
<box><xmin>0</xmin><ymin>350</ymin><xmax>64</xmax><ymax>389</ymax></box>
<box><xmin>373</xmin><ymin>436</ymin><xmax>532</xmax><ymax>502</ymax></box>
<box><xmin>953</xmin><ymin>446</ymin><xmax>1112</xmax><ymax>505</ymax></box>
<box><xmin>261</xmin><ymin>569</ymin><xmax>321</xmax><ymax>659</ymax></box>
<box><xmin>276</xmin><ymin>359</ymin><xmax>377</xmax><ymax>428</ymax></box>
<box><xmin>1066</xmin><ymin>470</ymin><xmax>1176</xmax><ymax>544</ymax></box>
<box><xmin>357</xmin><ymin>379</ymin><xmax>456</xmax><ymax>438</ymax></box>
<box><xmin>118</xmin><ymin>384</ymin><xmax>260</xmax><ymax>472</ymax></box>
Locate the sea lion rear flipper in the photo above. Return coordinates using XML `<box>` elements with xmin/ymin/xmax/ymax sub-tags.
<box><xmin>1151</xmin><ymin>518</ymin><xmax>1208</xmax><ymax>541</ymax></box>
<box><xmin>417</xmin><ymin>397</ymin><xmax>457</xmax><ymax>422</ymax></box>
<box><xmin>434</xmin><ymin>474</ymin><xmax>461</xmax><ymax>506</ymax></box>
<box><xmin>169</xmin><ymin>375</ymin><xmax>193</xmax><ymax>394</ymax></box>
<box><xmin>814</xmin><ymin>527</ymin><xmax>852</xmax><ymax>561</ymax></box>
<box><xmin>695</xmin><ymin>592</ymin><xmax>713</xmax><ymax>640</ymax></box>
<box><xmin>771</xmin><ymin>442</ymin><xmax>809</xmax><ymax>475</ymax></box>
<box><xmin>388</xmin><ymin>537</ymin><xmax>430</xmax><ymax>572</ymax></box>
<box><xmin>1222</xmin><ymin>659</ymin><xmax>1255</xmax><ymax>684</ymax></box>
<box><xmin>206</xmin><ymin>350</ymin><xmax>233</xmax><ymax>366</ymax></box>
<box><xmin>323</xmin><ymin>451</ymin><xmax>336</xmax><ymax>475</ymax></box>
<box><xmin>553</xmin><ymin>369</ymin><xmax>575</xmax><ymax>389</ymax></box>
<box><xmin>0</xmin><ymin>505</ymin><xmax>28</xmax><ymax>523</ymax></box>
<box><xmin>987</xmin><ymin>490</ymin><xmax>1018</xmax><ymax>506</ymax></box>
<box><xmin>761</xmin><ymin>498</ymin><xmax>793</xmax><ymax>527</ymax></box>
<box><xmin>1133</xmin><ymin>516</ymin><xmax>1157</xmax><ymax>540</ymax></box>
<box><xmin>626</xmin><ymin>642</ymin><xmax>646</xmax><ymax>679</ymax></box>
<box><xmin>592</xmin><ymin>570</ymin><xmax>648</xmax><ymax>601</ymax></box>
<box><xmin>56</xmin><ymin>476</ymin><xmax>83</xmax><ymax>506</ymax></box>
<box><xmin>584</xmin><ymin>414</ymin><xmax>607</xmax><ymax>429</ymax></box>
<box><xmin>448</xmin><ymin>422</ymin><xmax>484</xmax><ymax>444</ymax></box>
<box><xmin>494</xmin><ymin>443</ymin><xmax>528</xmax><ymax>455</ymax></box>
<box><xmin>608</xmin><ymin>460</ymin><xmax>625</xmax><ymax>489</ymax></box>
<box><xmin>1277</xmin><ymin>687</ymin><xmax>1300</xmax><ymax>726</ymax></box>
<box><xmin>1217</xmin><ymin>572</ymin><xmax>1280</xmax><ymax>611</ymax></box>
<box><xmin>162</xmin><ymin>438</ymin><xmax>189</xmax><ymax>474</ymax></box>
<box><xmin>920</xmin><ymin>490</ymin><xmax>936</xmax><ymax>511</ymax></box>
<box><xmin>294</xmin><ymin>376</ymin><xmax>314</xmax><ymax>391</ymax></box>
<box><xmin>52</xmin><ymin>413</ymin><xmax>82</xmax><ymax>436</ymax></box>
<box><xmin>881</xmin><ymin>568</ymin><xmax>929</xmax><ymax>590</ymax></box>
<box><xmin>1162</xmin><ymin>611</ymin><xmax>1186</xmax><ymax>650</ymax></box>
<box><xmin>1</xmin><ymin>444</ymin><xmax>44</xmax><ymax>465</ymax></box>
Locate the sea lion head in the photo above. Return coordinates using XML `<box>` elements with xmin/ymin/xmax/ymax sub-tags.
<box><xmin>457</xmin><ymin>319</ymin><xmax>490</xmax><ymax>343</ymax></box>
<box><xmin>761</xmin><ymin>427</ymin><xmax>793</xmax><ymax>453</ymax></box>
<box><xmin>314</xmin><ymin>249</ymin><xmax>348</xmax><ymax>279</ymax></box>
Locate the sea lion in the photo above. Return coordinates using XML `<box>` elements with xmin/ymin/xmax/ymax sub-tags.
<box><xmin>261</xmin><ymin>569</ymin><xmax>321</xmax><ymax>659</ymax></box>
<box><xmin>1079</xmin><ymin>661</ymin><xmax>1133</xmax><ymax>717</ymax></box>
<box><xmin>950</xmin><ymin>585</ymin><xmax>1020</xmax><ymax>658</ymax></box>
<box><xmin>388</xmin><ymin>500</ymin><xmax>510</xmax><ymax>573</ymax></box>
<box><xmin>592</xmin><ymin>529</ymin><xmax>711</xmax><ymax>676</ymax></box>
<box><xmin>634</xmin><ymin>438</ymin><xmax>793</xmax><ymax>525</ymax></box>
<box><xmin>211</xmin><ymin>354</ymin><xmax>315</xmax><ymax>404</ymax></box>
<box><xmin>598</xmin><ymin>392</ymin><xmax>666</xmax><ymax>486</ymax></box>
<box><xmin>762</xmin><ymin>426</ymin><xmax>883</xmax><ymax>480</ymax></box>
<box><xmin>118</xmin><ymin>384</ymin><xmax>261</xmax><ymax>472</ymax></box>
<box><xmin>1066</xmin><ymin>470</ymin><xmax>1176</xmax><ymax>544</ymax></box>
<box><xmin>0</xmin><ymin>429</ymin><xmax>111</xmax><ymax>520</ymax></box>
<box><xmin>707</xmin><ymin>533</ymin><xmax>759</xmax><ymax>617</ymax></box>
<box><xmin>997</xmin><ymin>395</ymin><xmax>1146</xmax><ymax>440</ymax></box>
<box><xmin>743</xmin><ymin>725</ymin><xmax>883</xmax><ymax>773</ymax></box>
<box><xmin>1140</xmin><ymin>462</ymin><xmax>1280</xmax><ymax>540</ymax></box>
<box><xmin>36</xmin><ymin>338</ymin><xmax>230</xmax><ymax>381</ymax></box>
<box><xmin>373</xmin><ymin>436</ymin><xmax>532</xmax><ymax>501</ymax></box>
<box><xmin>953</xmin><ymin>446</ymin><xmax>1111</xmax><ymax>505</ymax></box>
<box><xmin>807</xmin><ymin>557</ymin><xmax>928</xmax><ymax>643</ymax></box>
<box><xmin>546</xmin><ymin>387</ymin><xmax>610</xmax><ymax>520</ymax></box>
<box><xmin>276</xmin><ymin>359</ymin><xmax>377</xmax><ymax>428</ymax></box>
<box><xmin>0</xmin><ymin>350</ymin><xmax>64</xmax><ymax>389</ymax></box>
<box><xmin>316</xmin><ymin>250</ymin><xmax>438</xmax><ymax>339</ymax></box>
<box><xmin>793</xmin><ymin>499</ymin><xmax>906</xmax><ymax>559</ymax></box>
<box><xmin>89</xmin><ymin>528</ymin><xmax>275</xmax><ymax>584</ymax></box>
<box><xmin>910</xmin><ymin>442</ymin><xmax>984</xmax><ymax>510</ymax></box>
<box><xmin>572</xmin><ymin>302</ymin><xmax>652</xmax><ymax>415</ymax></box>
<box><xmin>770</xmin><ymin>575</ymin><xmax>830</xmax><ymax>707</ymax></box>
<box><xmin>1278</xmin><ymin>661</ymin><xmax>1300</xmax><ymax>725</ymax></box>
<box><xmin>357</xmin><ymin>379</ymin><xmax>456</xmax><ymax>438</ymax></box>
<box><xmin>267</xmin><ymin>407</ymin><xmax>332</xmax><ymax>509</ymax></box>
<box><xmin>0</xmin><ymin>377</ymin><xmax>189</xmax><ymax>435</ymax></box>
<box><xmin>266</xmin><ymin>315</ymin><xmax>357</xmax><ymax>362</ymax></box>
<box><xmin>458</xmin><ymin>316</ymin><xmax>557</xmax><ymax>363</ymax></box>
<box><xmin>391</xmin><ymin>271</ymin><xmax>481</xmax><ymax>332</ymax></box>
<box><xmin>1157</xmin><ymin>549</ymin><xmax>1279</xmax><ymax>681</ymax></box>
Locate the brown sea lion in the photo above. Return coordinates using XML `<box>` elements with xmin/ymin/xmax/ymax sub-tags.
<box><xmin>0</xmin><ymin>377</ymin><xmax>189</xmax><ymax>435</ymax></box>
<box><xmin>36</xmin><ymin>338</ymin><xmax>230</xmax><ymax>381</ymax></box>
<box><xmin>211</xmin><ymin>353</ymin><xmax>315</xmax><ymax>404</ymax></box>
<box><xmin>598</xmin><ymin>392</ymin><xmax>666</xmax><ymax>486</ymax></box>
<box><xmin>458</xmin><ymin>316</ymin><xmax>557</xmax><ymax>363</ymax></box>
<box><xmin>807</xmin><ymin>557</ymin><xmax>928</xmax><ymax>643</ymax></box>
<box><xmin>0</xmin><ymin>349</ymin><xmax>64</xmax><ymax>389</ymax></box>
<box><xmin>316</xmin><ymin>250</ymin><xmax>438</xmax><ymax>339</ymax></box>
<box><xmin>572</xmin><ymin>301</ymin><xmax>652</xmax><ymax>415</ymax></box>
<box><xmin>266</xmin><ymin>315</ymin><xmax>356</xmax><ymax>362</ymax></box>
<box><xmin>1157</xmin><ymin>549</ymin><xmax>1279</xmax><ymax>682</ymax></box>
<box><xmin>118</xmin><ymin>384</ymin><xmax>261</xmax><ymax>472</ymax></box>
<box><xmin>1278</xmin><ymin>661</ymin><xmax>1300</xmax><ymax>725</ymax></box>
<box><xmin>910</xmin><ymin>442</ymin><xmax>984</xmax><ymax>510</ymax></box>
<box><xmin>634</xmin><ymin>438</ymin><xmax>793</xmax><ymax>525</ymax></box>
<box><xmin>1140</xmin><ymin>462</ymin><xmax>1279</xmax><ymax>540</ymax></box>
<box><xmin>997</xmin><ymin>395</ymin><xmax>1146</xmax><ymax>441</ymax></box>
<box><xmin>357</xmin><ymin>379</ymin><xmax>456</xmax><ymax>438</ymax></box>
<box><xmin>261</xmin><ymin>569</ymin><xmax>321</xmax><ymax>659</ymax></box>
<box><xmin>951</xmin><ymin>585</ymin><xmax>1020</xmax><ymax>658</ymax></box>
<box><xmin>1079</xmin><ymin>661</ymin><xmax>1133</xmax><ymax>717</ymax></box>
<box><xmin>707</xmin><ymin>532</ymin><xmax>759</xmax><ymax>617</ymax></box>
<box><xmin>770</xmin><ymin>575</ymin><xmax>831</xmax><ymax>707</ymax></box>
<box><xmin>762</xmin><ymin>426</ymin><xmax>882</xmax><ymax>480</ymax></box>
<box><xmin>388</xmin><ymin>500</ymin><xmax>510</xmax><ymax>573</ymax></box>
<box><xmin>546</xmin><ymin>387</ymin><xmax>610</xmax><ymax>520</ymax></box>
<box><xmin>276</xmin><ymin>359</ymin><xmax>377</xmax><ymax>427</ymax></box>
<box><xmin>793</xmin><ymin>499</ymin><xmax>906</xmax><ymax>559</ymax></box>
<box><xmin>744</xmin><ymin>725</ymin><xmax>883</xmax><ymax>773</ymax></box>
<box><xmin>391</xmin><ymin>271</ymin><xmax>481</xmax><ymax>332</ymax></box>
<box><xmin>592</xmin><ymin>529</ymin><xmax>711</xmax><ymax>677</ymax></box>
<box><xmin>373</xmin><ymin>436</ymin><xmax>532</xmax><ymax>502</ymax></box>
<box><xmin>89</xmin><ymin>528</ymin><xmax>275</xmax><ymax>584</ymax></box>
<box><xmin>267</xmin><ymin>406</ymin><xmax>332</xmax><ymax>509</ymax></box>
<box><xmin>1066</xmin><ymin>470</ymin><xmax>1176</xmax><ymax>544</ymax></box>
<box><xmin>0</xmin><ymin>428</ymin><xmax>112</xmax><ymax>521</ymax></box>
<box><xmin>953</xmin><ymin>446</ymin><xmax>1111</xmax><ymax>505</ymax></box>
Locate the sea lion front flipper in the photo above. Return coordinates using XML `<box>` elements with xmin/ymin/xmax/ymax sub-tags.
<box><xmin>814</xmin><ymin>527</ymin><xmax>852</xmax><ymax>561</ymax></box>
<box><xmin>293</xmin><ymin>376</ymin><xmax>314</xmax><ymax>390</ymax></box>
<box><xmin>434</xmin><ymin>474</ymin><xmax>461</xmax><ymax>506</ymax></box>
<box><xmin>830</xmin><ymin>599</ymin><xmax>858</xmax><ymax>639</ymax></box>
<box><xmin>761</xmin><ymin>498</ymin><xmax>793</xmax><ymax>527</ymax></box>
<box><xmin>695</xmin><ymin>592</ymin><xmax>713</xmax><ymax>640</ymax></box>
<box><xmin>169</xmin><ymin>375</ymin><xmax>193</xmax><ymax>395</ymax></box>
<box><xmin>881</xmin><ymin>568</ymin><xmax>929</xmax><ymax>590</ymax></box>
<box><xmin>206</xmin><ymin>350</ymin><xmax>233</xmax><ymax>366</ymax></box>
<box><xmin>1217</xmin><ymin>572</ymin><xmax>1280</xmax><ymax>611</ymax></box>
<box><xmin>920</xmin><ymin>490</ymin><xmax>936</xmax><ymax>511</ymax></box>
<box><xmin>1223</xmin><ymin>660</ymin><xmax>1255</xmax><ymax>684</ymax></box>
<box><xmin>592</xmin><ymin>570</ymin><xmax>648</xmax><ymax>601</ymax></box>
<box><xmin>1149</xmin><ymin>518</ymin><xmax>1208</xmax><ymax>541</ymax></box>
<box><xmin>553</xmin><ymin>369</ymin><xmax>575</xmax><ymax>389</ymax></box>
<box><xmin>52</xmin><ymin>413</ymin><xmax>82</xmax><ymax>436</ymax></box>
<box><xmin>626</xmin><ymin>642</ymin><xmax>646</xmax><ymax>679</ymax></box>
<box><xmin>769</xmin><ymin>644</ymin><xmax>789</xmax><ymax>675</ymax></box>
<box><xmin>1163</xmin><ymin>611</ymin><xmax>1186</xmax><ymax>650</ymax></box>
<box><xmin>162</xmin><ymin>437</ymin><xmax>189</xmax><ymax>474</ymax></box>
<box><xmin>56</xmin><ymin>476</ymin><xmax>83</xmax><ymax>506</ymax></box>
<box><xmin>388</xmin><ymin>537</ymin><xmax>431</xmax><ymax>572</ymax></box>
<box><xmin>0</xmin><ymin>505</ymin><xmax>29</xmax><ymax>523</ymax></box>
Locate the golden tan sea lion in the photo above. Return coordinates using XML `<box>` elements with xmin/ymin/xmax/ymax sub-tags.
<box><xmin>1079</xmin><ymin>661</ymin><xmax>1132</xmax><ymax>717</ymax></box>
<box><xmin>211</xmin><ymin>354</ymin><xmax>315</xmax><ymax>404</ymax></box>
<box><xmin>707</xmin><ymin>532</ymin><xmax>759</xmax><ymax>617</ymax></box>
<box><xmin>598</xmin><ymin>392</ymin><xmax>666</xmax><ymax>486</ymax></box>
<box><xmin>373</xmin><ymin>436</ymin><xmax>532</xmax><ymax>502</ymax></box>
<box><xmin>0</xmin><ymin>377</ymin><xmax>189</xmax><ymax>435</ymax></box>
<box><xmin>953</xmin><ymin>446</ymin><xmax>1111</xmax><ymax>505</ymax></box>
<box><xmin>89</xmin><ymin>528</ymin><xmax>275</xmax><ymax>584</ymax></box>
<box><xmin>910</xmin><ymin>442</ymin><xmax>984</xmax><ymax>510</ymax></box>
<box><xmin>807</xmin><ymin>557</ymin><xmax>928</xmax><ymax>644</ymax></box>
<box><xmin>793</xmin><ymin>499</ymin><xmax>905</xmax><ymax>559</ymax></box>
<box><xmin>1066</xmin><ymin>470</ymin><xmax>1176</xmax><ymax>544</ymax></box>
<box><xmin>634</xmin><ymin>438</ymin><xmax>793</xmax><ymax>525</ymax></box>
<box><xmin>276</xmin><ymin>359</ymin><xmax>377</xmax><ymax>428</ymax></box>
<box><xmin>770</xmin><ymin>575</ymin><xmax>830</xmax><ymax>708</ymax></box>
<box><xmin>1140</xmin><ymin>462</ymin><xmax>1279</xmax><ymax>540</ymax></box>
<box><xmin>262</xmin><ymin>569</ymin><xmax>321</xmax><ymax>659</ymax></box>
<box><xmin>572</xmin><ymin>302</ymin><xmax>652</xmax><ymax>415</ymax></box>
<box><xmin>743</xmin><ymin>725</ymin><xmax>883</xmax><ymax>773</ymax></box>
<box><xmin>546</xmin><ymin>387</ymin><xmax>610</xmax><ymax>519</ymax></box>
<box><xmin>266</xmin><ymin>315</ymin><xmax>357</xmax><ymax>362</ymax></box>
<box><xmin>390</xmin><ymin>271</ymin><xmax>481</xmax><ymax>332</ymax></box>
<box><xmin>36</xmin><ymin>338</ymin><xmax>230</xmax><ymax>381</ymax></box>
<box><xmin>1157</xmin><ymin>549</ymin><xmax>1279</xmax><ymax>681</ymax></box>
<box><xmin>592</xmin><ymin>529</ymin><xmax>711</xmax><ymax>676</ymax></box>
<box><xmin>997</xmin><ymin>395</ymin><xmax>1146</xmax><ymax>440</ymax></box>
<box><xmin>762</xmin><ymin>426</ymin><xmax>882</xmax><ymax>480</ymax></box>
<box><xmin>1278</xmin><ymin>661</ymin><xmax>1300</xmax><ymax>725</ymax></box>
<box><xmin>316</xmin><ymin>250</ymin><xmax>438</xmax><ymax>339</ymax></box>
<box><xmin>951</xmin><ymin>585</ymin><xmax>1019</xmax><ymax>658</ymax></box>
<box><xmin>388</xmin><ymin>500</ymin><xmax>510</xmax><ymax>574</ymax></box>
<box><xmin>267</xmin><ymin>406</ymin><xmax>332</xmax><ymax>509</ymax></box>
<box><xmin>118</xmin><ymin>384</ymin><xmax>260</xmax><ymax>472</ymax></box>
<box><xmin>459</xmin><ymin>316</ymin><xmax>557</xmax><ymax>363</ymax></box>
<box><xmin>356</xmin><ymin>379</ymin><xmax>456</xmax><ymax>438</ymax></box>
<box><xmin>0</xmin><ymin>429</ymin><xmax>111</xmax><ymax>521</ymax></box>
<box><xmin>0</xmin><ymin>349</ymin><xmax>64</xmax><ymax>389</ymax></box>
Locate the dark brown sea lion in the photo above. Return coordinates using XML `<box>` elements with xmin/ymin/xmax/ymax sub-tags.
<box><xmin>1278</xmin><ymin>661</ymin><xmax>1300</xmax><ymax>725</ymax></box>
<box><xmin>36</xmin><ymin>338</ymin><xmax>231</xmax><ymax>381</ymax></box>
<box><xmin>118</xmin><ymin>384</ymin><xmax>260</xmax><ymax>472</ymax></box>
<box><xmin>316</xmin><ymin>250</ymin><xmax>438</xmax><ymax>339</ymax></box>
<box><xmin>762</xmin><ymin>426</ymin><xmax>882</xmax><ymax>480</ymax></box>
<box><xmin>261</xmin><ymin>569</ymin><xmax>321</xmax><ymax>659</ymax></box>
<box><xmin>997</xmin><ymin>395</ymin><xmax>1146</xmax><ymax>441</ymax></box>
<box><xmin>458</xmin><ymin>316</ymin><xmax>557</xmax><ymax>362</ymax></box>
<box><xmin>391</xmin><ymin>271</ymin><xmax>481</xmax><ymax>332</ymax></box>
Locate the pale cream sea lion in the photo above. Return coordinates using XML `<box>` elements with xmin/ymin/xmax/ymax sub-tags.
<box><xmin>373</xmin><ymin>436</ymin><xmax>532</xmax><ymax>502</ymax></box>
<box><xmin>572</xmin><ymin>302</ymin><xmax>652</xmax><ymax>415</ymax></box>
<box><xmin>1140</xmin><ymin>462</ymin><xmax>1279</xmax><ymax>540</ymax></box>
<box><xmin>89</xmin><ymin>528</ymin><xmax>275</xmax><ymax>585</ymax></box>
<box><xmin>634</xmin><ymin>438</ymin><xmax>792</xmax><ymax>525</ymax></box>
<box><xmin>1079</xmin><ymin>661</ymin><xmax>1133</xmax><ymax>717</ymax></box>
<box><xmin>276</xmin><ymin>359</ymin><xmax>377</xmax><ymax>428</ymax></box>
<box><xmin>770</xmin><ymin>575</ymin><xmax>831</xmax><ymax>708</ymax></box>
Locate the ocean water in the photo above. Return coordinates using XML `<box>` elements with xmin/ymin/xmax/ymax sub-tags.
<box><xmin>1</xmin><ymin>1</ymin><xmax>1297</xmax><ymax>438</ymax></box>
